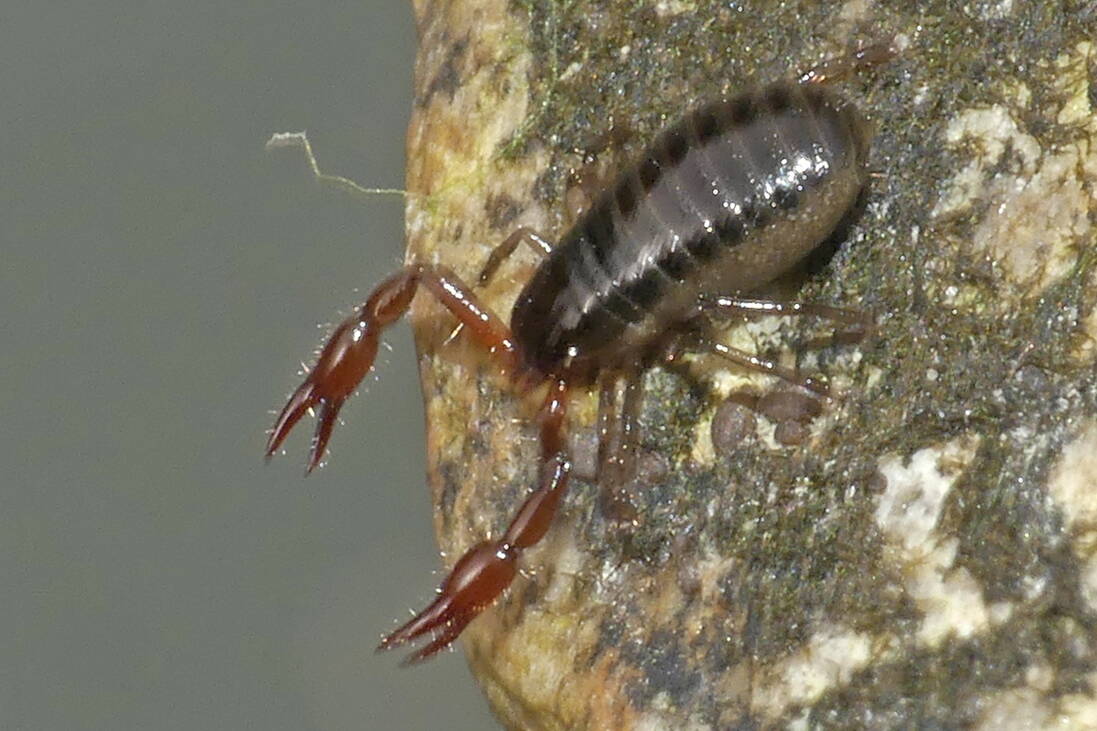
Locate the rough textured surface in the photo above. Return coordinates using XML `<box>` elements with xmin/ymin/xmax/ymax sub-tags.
<box><xmin>404</xmin><ymin>1</ymin><xmax>1097</xmax><ymax>728</ymax></box>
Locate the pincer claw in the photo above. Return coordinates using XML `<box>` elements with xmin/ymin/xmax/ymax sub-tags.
<box><xmin>377</xmin><ymin>541</ymin><xmax>518</xmax><ymax>664</ymax></box>
<box><xmin>265</xmin><ymin>377</ymin><xmax>347</xmax><ymax>473</ymax></box>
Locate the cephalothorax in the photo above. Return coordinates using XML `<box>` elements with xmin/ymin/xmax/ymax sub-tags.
<box><xmin>266</xmin><ymin>42</ymin><xmax>893</xmax><ymax>664</ymax></box>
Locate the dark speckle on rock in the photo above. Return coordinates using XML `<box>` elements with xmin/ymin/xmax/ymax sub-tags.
<box><xmin>867</xmin><ymin>470</ymin><xmax>889</xmax><ymax>495</ymax></box>
<box><xmin>532</xmin><ymin>162</ymin><xmax>567</xmax><ymax>205</ymax></box>
<box><xmin>728</xmin><ymin>714</ymin><xmax>762</xmax><ymax>731</ymax></box>
<box><xmin>633</xmin><ymin>449</ymin><xmax>669</xmax><ymax>484</ymax></box>
<box><xmin>594</xmin><ymin>614</ymin><xmax>626</xmax><ymax>660</ymax></box>
<box><xmin>625</xmin><ymin>630</ymin><xmax>701</xmax><ymax>708</ymax></box>
<box><xmin>423</xmin><ymin>35</ymin><xmax>467</xmax><ymax>105</ymax></box>
<box><xmin>485</xmin><ymin>192</ymin><xmax>522</xmax><ymax>231</ymax></box>
<box><xmin>1014</xmin><ymin>363</ymin><xmax>1050</xmax><ymax>394</ymax></box>
<box><xmin>437</xmin><ymin>461</ymin><xmax>462</xmax><ymax>529</ymax></box>
<box><xmin>1089</xmin><ymin>62</ymin><xmax>1097</xmax><ymax>109</ymax></box>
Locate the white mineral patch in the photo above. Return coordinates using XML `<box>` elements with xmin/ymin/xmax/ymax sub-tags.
<box><xmin>1045</xmin><ymin>420</ymin><xmax>1097</xmax><ymax>529</ymax></box>
<box><xmin>753</xmin><ymin>626</ymin><xmax>874</xmax><ymax>716</ymax></box>
<box><xmin>876</xmin><ymin>438</ymin><xmax>990</xmax><ymax>647</ymax></box>
<box><xmin>653</xmin><ymin>0</ymin><xmax>694</xmax><ymax>17</ymax></box>
<box><xmin>933</xmin><ymin>43</ymin><xmax>1097</xmax><ymax>292</ymax></box>
<box><xmin>1057</xmin><ymin>677</ymin><xmax>1097</xmax><ymax>730</ymax></box>
<box><xmin>975</xmin><ymin>668</ymin><xmax>1097</xmax><ymax>730</ymax></box>
<box><xmin>908</xmin><ymin>541</ymin><xmax>991</xmax><ymax>646</ymax></box>
<box><xmin>932</xmin><ymin>105</ymin><xmax>1040</xmax><ymax>219</ymax></box>
<box><xmin>876</xmin><ymin>444</ymin><xmax>963</xmax><ymax>553</ymax></box>
<box><xmin>694</xmin><ymin>540</ymin><xmax>739</xmax><ymax>605</ymax></box>
<box><xmin>981</xmin><ymin>0</ymin><xmax>1014</xmax><ymax>20</ymax></box>
<box><xmin>972</xmin><ymin>146</ymin><xmax>1091</xmax><ymax>289</ymax></box>
<box><xmin>1055</xmin><ymin>42</ymin><xmax>1095</xmax><ymax>128</ymax></box>
<box><xmin>691</xmin><ymin>411</ymin><xmax>717</xmax><ymax>467</ymax></box>
<box><xmin>1046</xmin><ymin>420</ymin><xmax>1097</xmax><ymax>610</ymax></box>
<box><xmin>836</xmin><ymin>0</ymin><xmax>871</xmax><ymax>26</ymax></box>
<box><xmin>975</xmin><ymin>686</ymin><xmax>1055</xmax><ymax>730</ymax></box>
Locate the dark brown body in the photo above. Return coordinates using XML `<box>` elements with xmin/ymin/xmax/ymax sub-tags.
<box><xmin>512</xmin><ymin>82</ymin><xmax>869</xmax><ymax>380</ymax></box>
<box><xmin>267</xmin><ymin>43</ymin><xmax>890</xmax><ymax>663</ymax></box>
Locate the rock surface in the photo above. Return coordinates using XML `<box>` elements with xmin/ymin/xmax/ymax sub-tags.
<box><xmin>404</xmin><ymin>1</ymin><xmax>1097</xmax><ymax>728</ymax></box>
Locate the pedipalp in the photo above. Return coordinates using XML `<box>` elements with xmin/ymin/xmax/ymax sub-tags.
<box><xmin>266</xmin><ymin>264</ymin><xmax>517</xmax><ymax>472</ymax></box>
<box><xmin>376</xmin><ymin>378</ymin><xmax>571</xmax><ymax>664</ymax></box>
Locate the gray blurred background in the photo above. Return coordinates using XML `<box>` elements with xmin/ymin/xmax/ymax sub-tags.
<box><xmin>3</xmin><ymin>2</ymin><xmax>497</xmax><ymax>728</ymax></box>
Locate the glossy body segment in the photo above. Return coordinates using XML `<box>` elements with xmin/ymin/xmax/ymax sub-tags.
<box><xmin>511</xmin><ymin>82</ymin><xmax>870</xmax><ymax>379</ymax></box>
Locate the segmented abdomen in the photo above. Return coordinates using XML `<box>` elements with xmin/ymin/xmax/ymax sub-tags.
<box><xmin>512</xmin><ymin>81</ymin><xmax>870</xmax><ymax>379</ymax></box>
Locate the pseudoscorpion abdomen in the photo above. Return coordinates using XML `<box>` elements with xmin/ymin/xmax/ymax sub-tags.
<box><xmin>512</xmin><ymin>82</ymin><xmax>870</xmax><ymax>379</ymax></box>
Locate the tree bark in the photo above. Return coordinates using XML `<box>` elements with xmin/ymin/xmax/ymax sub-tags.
<box><xmin>405</xmin><ymin>1</ymin><xmax>1097</xmax><ymax>728</ymax></box>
